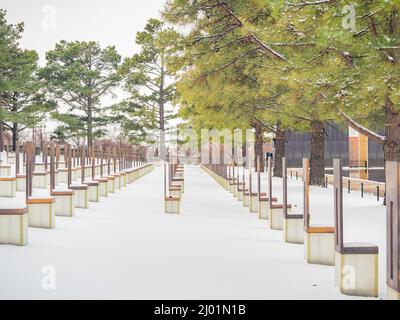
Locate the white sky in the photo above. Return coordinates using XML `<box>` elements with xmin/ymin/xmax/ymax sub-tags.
<box><xmin>1</xmin><ymin>0</ymin><xmax>180</xmax><ymax>135</ymax></box>
<box><xmin>1</xmin><ymin>0</ymin><xmax>167</xmax><ymax>65</ymax></box>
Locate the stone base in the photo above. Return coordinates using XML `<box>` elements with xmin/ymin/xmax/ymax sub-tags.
<box><xmin>0</xmin><ymin>164</ymin><xmax>12</xmax><ymax>176</ymax></box>
<box><xmin>51</xmin><ymin>191</ymin><xmax>75</xmax><ymax>217</ymax></box>
<box><xmin>0</xmin><ymin>208</ymin><xmax>28</xmax><ymax>246</ymax></box>
<box><xmin>165</xmin><ymin>197</ymin><xmax>181</xmax><ymax>214</ymax></box>
<box><xmin>250</xmin><ymin>195</ymin><xmax>258</xmax><ymax>213</ymax></box>
<box><xmin>34</xmin><ymin>163</ymin><xmax>45</xmax><ymax>172</ymax></box>
<box><xmin>173</xmin><ymin>179</ymin><xmax>184</xmax><ymax>193</ymax></box>
<box><xmin>269</xmin><ymin>207</ymin><xmax>284</xmax><ymax>230</ymax></box>
<box><xmin>70</xmin><ymin>185</ymin><xmax>89</xmax><ymax>209</ymax></box>
<box><xmin>0</xmin><ymin>178</ymin><xmax>16</xmax><ymax>198</ymax></box>
<box><xmin>258</xmin><ymin>200</ymin><xmax>268</xmax><ymax>220</ymax></box>
<box><xmin>107</xmin><ymin>177</ymin><xmax>115</xmax><ymax>193</ymax></box>
<box><xmin>305</xmin><ymin>229</ymin><xmax>335</xmax><ymax>266</ymax></box>
<box><xmin>283</xmin><ymin>216</ymin><xmax>304</xmax><ymax>244</ymax></box>
<box><xmin>57</xmin><ymin>169</ymin><xmax>68</xmax><ymax>184</ymax></box>
<box><xmin>243</xmin><ymin>194</ymin><xmax>250</xmax><ymax>207</ymax></box>
<box><xmin>238</xmin><ymin>191</ymin><xmax>243</xmax><ymax>202</ymax></box>
<box><xmin>95</xmin><ymin>179</ymin><xmax>108</xmax><ymax>197</ymax></box>
<box><xmin>387</xmin><ymin>286</ymin><xmax>400</xmax><ymax>300</ymax></box>
<box><xmin>7</xmin><ymin>154</ymin><xmax>16</xmax><ymax>165</ymax></box>
<box><xmin>120</xmin><ymin>173</ymin><xmax>127</xmax><ymax>187</ymax></box>
<box><xmin>113</xmin><ymin>174</ymin><xmax>121</xmax><ymax>190</ymax></box>
<box><xmin>16</xmin><ymin>175</ymin><xmax>26</xmax><ymax>192</ymax></box>
<box><xmin>170</xmin><ymin>187</ymin><xmax>182</xmax><ymax>198</ymax></box>
<box><xmin>33</xmin><ymin>172</ymin><xmax>48</xmax><ymax>189</ymax></box>
<box><xmin>27</xmin><ymin>198</ymin><xmax>56</xmax><ymax>229</ymax></box>
<box><xmin>335</xmin><ymin>247</ymin><xmax>379</xmax><ymax>297</ymax></box>
<box><xmin>71</xmin><ymin>168</ymin><xmax>77</xmax><ymax>182</ymax></box>
<box><xmin>84</xmin><ymin>181</ymin><xmax>100</xmax><ymax>202</ymax></box>
<box><xmin>233</xmin><ymin>186</ymin><xmax>238</xmax><ymax>197</ymax></box>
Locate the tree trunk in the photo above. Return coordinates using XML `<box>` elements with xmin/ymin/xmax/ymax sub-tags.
<box><xmin>0</xmin><ymin>121</ymin><xmax>4</xmax><ymax>152</ymax></box>
<box><xmin>274</xmin><ymin>123</ymin><xmax>285</xmax><ymax>178</ymax></box>
<box><xmin>87</xmin><ymin>97</ymin><xmax>93</xmax><ymax>147</ymax></box>
<box><xmin>310</xmin><ymin>120</ymin><xmax>325</xmax><ymax>186</ymax></box>
<box><xmin>12</xmin><ymin>123</ymin><xmax>18</xmax><ymax>152</ymax></box>
<box><xmin>383</xmin><ymin>97</ymin><xmax>400</xmax><ymax>162</ymax></box>
<box><xmin>159</xmin><ymin>54</ymin><xmax>166</xmax><ymax>162</ymax></box>
<box><xmin>254</xmin><ymin>123</ymin><xmax>264</xmax><ymax>172</ymax></box>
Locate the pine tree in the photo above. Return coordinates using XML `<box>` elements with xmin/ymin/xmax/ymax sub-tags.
<box><xmin>40</xmin><ymin>41</ymin><xmax>121</xmax><ymax>147</ymax></box>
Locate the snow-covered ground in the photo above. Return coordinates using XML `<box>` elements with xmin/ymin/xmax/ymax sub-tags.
<box><xmin>0</xmin><ymin>164</ymin><xmax>386</xmax><ymax>300</ymax></box>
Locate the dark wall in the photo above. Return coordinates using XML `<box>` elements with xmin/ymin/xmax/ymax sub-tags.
<box><xmin>285</xmin><ymin>124</ymin><xmax>384</xmax><ymax>168</ymax></box>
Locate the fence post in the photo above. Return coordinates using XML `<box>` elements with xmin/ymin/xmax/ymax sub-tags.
<box><xmin>361</xmin><ymin>183</ymin><xmax>364</xmax><ymax>198</ymax></box>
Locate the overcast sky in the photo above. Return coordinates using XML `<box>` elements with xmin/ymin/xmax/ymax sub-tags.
<box><xmin>2</xmin><ymin>0</ymin><xmax>167</xmax><ymax>65</ymax></box>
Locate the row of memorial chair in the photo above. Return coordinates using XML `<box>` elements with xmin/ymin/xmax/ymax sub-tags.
<box><xmin>201</xmin><ymin>156</ymin><xmax>399</xmax><ymax>299</ymax></box>
<box><xmin>164</xmin><ymin>163</ymin><xmax>184</xmax><ymax>214</ymax></box>
<box><xmin>0</xmin><ymin>141</ymin><xmax>154</xmax><ymax>246</ymax></box>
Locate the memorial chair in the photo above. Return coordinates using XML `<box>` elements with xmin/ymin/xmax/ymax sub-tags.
<box><xmin>303</xmin><ymin>158</ymin><xmax>335</xmax><ymax>266</ymax></box>
<box><xmin>0</xmin><ymin>142</ymin><xmax>28</xmax><ymax>246</ymax></box>
<box><xmin>334</xmin><ymin>159</ymin><xmax>379</xmax><ymax>297</ymax></box>
<box><xmin>25</xmin><ymin>142</ymin><xmax>56</xmax><ymax>229</ymax></box>
<box><xmin>282</xmin><ymin>157</ymin><xmax>303</xmax><ymax>244</ymax></box>
<box><xmin>386</xmin><ymin>160</ymin><xmax>400</xmax><ymax>300</ymax></box>
<box><xmin>268</xmin><ymin>157</ymin><xmax>291</xmax><ymax>230</ymax></box>
<box><xmin>82</xmin><ymin>145</ymin><xmax>100</xmax><ymax>202</ymax></box>
<box><xmin>164</xmin><ymin>163</ymin><xmax>181</xmax><ymax>214</ymax></box>
<box><xmin>69</xmin><ymin>145</ymin><xmax>89</xmax><ymax>209</ymax></box>
<box><xmin>93</xmin><ymin>145</ymin><xmax>109</xmax><ymax>197</ymax></box>
<box><xmin>50</xmin><ymin>143</ymin><xmax>75</xmax><ymax>217</ymax></box>
<box><xmin>15</xmin><ymin>143</ymin><xmax>26</xmax><ymax>192</ymax></box>
<box><xmin>257</xmin><ymin>156</ymin><xmax>277</xmax><ymax>220</ymax></box>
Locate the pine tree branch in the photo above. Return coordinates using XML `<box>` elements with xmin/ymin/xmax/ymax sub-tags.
<box><xmin>337</xmin><ymin>108</ymin><xmax>385</xmax><ymax>144</ymax></box>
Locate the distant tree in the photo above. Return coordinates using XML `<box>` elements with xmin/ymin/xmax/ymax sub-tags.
<box><xmin>1</xmin><ymin>49</ymin><xmax>54</xmax><ymax>150</ymax></box>
<box><xmin>120</xmin><ymin>18</ymin><xmax>181</xmax><ymax>160</ymax></box>
<box><xmin>0</xmin><ymin>9</ymin><xmax>24</xmax><ymax>151</ymax></box>
<box><xmin>41</xmin><ymin>41</ymin><xmax>121</xmax><ymax>147</ymax></box>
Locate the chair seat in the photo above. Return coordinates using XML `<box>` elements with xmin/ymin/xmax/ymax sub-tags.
<box><xmin>165</xmin><ymin>196</ymin><xmax>180</xmax><ymax>201</ymax></box>
<box><xmin>341</xmin><ymin>242</ymin><xmax>379</xmax><ymax>254</ymax></box>
<box><xmin>271</xmin><ymin>204</ymin><xmax>292</xmax><ymax>209</ymax></box>
<box><xmin>27</xmin><ymin>197</ymin><xmax>55</xmax><ymax>204</ymax></box>
<box><xmin>51</xmin><ymin>190</ymin><xmax>74</xmax><ymax>196</ymax></box>
<box><xmin>307</xmin><ymin>226</ymin><xmax>335</xmax><ymax>234</ymax></box>
<box><xmin>259</xmin><ymin>196</ymin><xmax>277</xmax><ymax>202</ymax></box>
<box><xmin>285</xmin><ymin>214</ymin><xmax>303</xmax><ymax>220</ymax></box>
<box><xmin>0</xmin><ymin>207</ymin><xmax>27</xmax><ymax>215</ymax></box>
<box><xmin>70</xmin><ymin>184</ymin><xmax>88</xmax><ymax>190</ymax></box>
<box><xmin>83</xmin><ymin>181</ymin><xmax>99</xmax><ymax>186</ymax></box>
<box><xmin>0</xmin><ymin>177</ymin><xmax>16</xmax><ymax>181</ymax></box>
